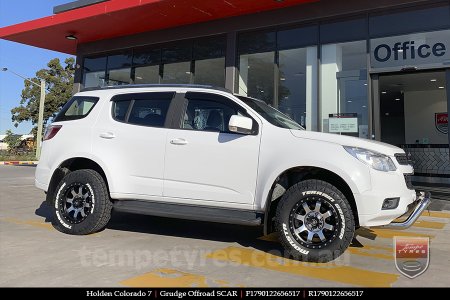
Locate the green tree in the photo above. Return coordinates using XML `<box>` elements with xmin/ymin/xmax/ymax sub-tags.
<box><xmin>11</xmin><ymin>57</ymin><xmax>75</xmax><ymax>136</ymax></box>
<box><xmin>3</xmin><ymin>130</ymin><xmax>21</xmax><ymax>154</ymax></box>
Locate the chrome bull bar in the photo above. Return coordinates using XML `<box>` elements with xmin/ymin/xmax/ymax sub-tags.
<box><xmin>383</xmin><ymin>191</ymin><xmax>431</xmax><ymax>229</ymax></box>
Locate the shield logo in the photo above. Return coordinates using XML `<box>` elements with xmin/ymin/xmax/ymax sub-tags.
<box><xmin>394</xmin><ymin>237</ymin><xmax>429</xmax><ymax>278</ymax></box>
<box><xmin>435</xmin><ymin>113</ymin><xmax>448</xmax><ymax>134</ymax></box>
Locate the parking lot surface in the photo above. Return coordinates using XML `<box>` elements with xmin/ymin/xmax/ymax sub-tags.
<box><xmin>1</xmin><ymin>165</ymin><xmax>449</xmax><ymax>287</ymax></box>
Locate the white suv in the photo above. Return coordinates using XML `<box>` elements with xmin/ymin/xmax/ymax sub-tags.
<box><xmin>35</xmin><ymin>85</ymin><xmax>430</xmax><ymax>262</ymax></box>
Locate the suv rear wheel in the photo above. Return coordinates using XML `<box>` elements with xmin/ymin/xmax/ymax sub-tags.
<box><xmin>51</xmin><ymin>169</ymin><xmax>112</xmax><ymax>235</ymax></box>
<box><xmin>275</xmin><ymin>179</ymin><xmax>355</xmax><ymax>262</ymax></box>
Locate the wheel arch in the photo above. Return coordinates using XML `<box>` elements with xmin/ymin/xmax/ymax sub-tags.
<box><xmin>263</xmin><ymin>166</ymin><xmax>359</xmax><ymax>235</ymax></box>
<box><xmin>46</xmin><ymin>157</ymin><xmax>111</xmax><ymax>204</ymax></box>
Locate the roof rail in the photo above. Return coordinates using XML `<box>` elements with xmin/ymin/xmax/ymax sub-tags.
<box><xmin>80</xmin><ymin>84</ymin><xmax>232</xmax><ymax>93</ymax></box>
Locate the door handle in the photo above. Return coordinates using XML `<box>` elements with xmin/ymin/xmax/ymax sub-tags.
<box><xmin>170</xmin><ymin>138</ymin><xmax>188</xmax><ymax>145</ymax></box>
<box><xmin>99</xmin><ymin>132</ymin><xmax>115</xmax><ymax>139</ymax></box>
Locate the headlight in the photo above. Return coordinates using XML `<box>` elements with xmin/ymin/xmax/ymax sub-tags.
<box><xmin>344</xmin><ymin>146</ymin><xmax>397</xmax><ymax>172</ymax></box>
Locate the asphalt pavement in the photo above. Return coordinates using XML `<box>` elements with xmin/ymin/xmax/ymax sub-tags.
<box><xmin>0</xmin><ymin>165</ymin><xmax>449</xmax><ymax>287</ymax></box>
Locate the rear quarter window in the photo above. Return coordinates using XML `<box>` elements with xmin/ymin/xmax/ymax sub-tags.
<box><xmin>54</xmin><ymin>96</ymin><xmax>99</xmax><ymax>122</ymax></box>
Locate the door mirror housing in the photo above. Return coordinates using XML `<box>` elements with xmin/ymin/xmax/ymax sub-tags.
<box><xmin>229</xmin><ymin>115</ymin><xmax>253</xmax><ymax>134</ymax></box>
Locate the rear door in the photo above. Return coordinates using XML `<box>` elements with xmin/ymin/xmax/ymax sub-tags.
<box><xmin>92</xmin><ymin>91</ymin><xmax>175</xmax><ymax>198</ymax></box>
<box><xmin>163</xmin><ymin>92</ymin><xmax>261</xmax><ymax>206</ymax></box>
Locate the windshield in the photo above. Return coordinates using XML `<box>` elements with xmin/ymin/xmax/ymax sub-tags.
<box><xmin>236</xmin><ymin>96</ymin><xmax>304</xmax><ymax>130</ymax></box>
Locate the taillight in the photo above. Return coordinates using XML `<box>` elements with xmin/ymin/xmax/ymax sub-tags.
<box><xmin>43</xmin><ymin>125</ymin><xmax>62</xmax><ymax>141</ymax></box>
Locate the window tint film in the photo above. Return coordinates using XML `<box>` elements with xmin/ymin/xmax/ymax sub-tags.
<box><xmin>54</xmin><ymin>96</ymin><xmax>99</xmax><ymax>122</ymax></box>
<box><xmin>127</xmin><ymin>95</ymin><xmax>173</xmax><ymax>128</ymax></box>
<box><xmin>112</xmin><ymin>100</ymin><xmax>131</xmax><ymax>122</ymax></box>
<box><xmin>183</xmin><ymin>99</ymin><xmax>238</xmax><ymax>133</ymax></box>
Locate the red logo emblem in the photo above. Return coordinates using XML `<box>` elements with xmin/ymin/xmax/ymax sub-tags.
<box><xmin>435</xmin><ymin>113</ymin><xmax>448</xmax><ymax>134</ymax></box>
<box><xmin>394</xmin><ymin>237</ymin><xmax>430</xmax><ymax>278</ymax></box>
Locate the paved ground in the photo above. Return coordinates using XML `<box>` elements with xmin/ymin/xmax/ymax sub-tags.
<box><xmin>1</xmin><ymin>165</ymin><xmax>449</xmax><ymax>287</ymax></box>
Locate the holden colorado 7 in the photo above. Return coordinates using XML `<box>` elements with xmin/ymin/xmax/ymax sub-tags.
<box><xmin>35</xmin><ymin>85</ymin><xmax>431</xmax><ymax>262</ymax></box>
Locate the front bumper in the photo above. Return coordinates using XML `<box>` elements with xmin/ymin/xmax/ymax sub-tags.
<box><xmin>383</xmin><ymin>191</ymin><xmax>431</xmax><ymax>229</ymax></box>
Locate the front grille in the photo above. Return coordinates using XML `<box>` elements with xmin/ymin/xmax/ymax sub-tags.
<box><xmin>395</xmin><ymin>153</ymin><xmax>410</xmax><ymax>165</ymax></box>
<box><xmin>404</xmin><ymin>174</ymin><xmax>415</xmax><ymax>190</ymax></box>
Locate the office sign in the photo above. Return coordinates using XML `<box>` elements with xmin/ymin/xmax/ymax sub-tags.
<box><xmin>371</xmin><ymin>29</ymin><xmax>450</xmax><ymax>70</ymax></box>
<box><xmin>329</xmin><ymin>113</ymin><xmax>358</xmax><ymax>133</ymax></box>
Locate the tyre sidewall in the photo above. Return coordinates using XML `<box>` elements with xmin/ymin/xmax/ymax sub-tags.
<box><xmin>52</xmin><ymin>170</ymin><xmax>107</xmax><ymax>234</ymax></box>
<box><xmin>276</xmin><ymin>180</ymin><xmax>354</xmax><ymax>262</ymax></box>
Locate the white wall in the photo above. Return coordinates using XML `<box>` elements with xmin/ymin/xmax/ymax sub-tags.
<box><xmin>306</xmin><ymin>47</ymin><xmax>318</xmax><ymax>131</ymax></box>
<box><xmin>320</xmin><ymin>44</ymin><xmax>342</xmax><ymax>132</ymax></box>
<box><xmin>404</xmin><ymin>90</ymin><xmax>447</xmax><ymax>144</ymax></box>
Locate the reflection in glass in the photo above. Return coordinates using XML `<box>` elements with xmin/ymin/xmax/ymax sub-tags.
<box><xmin>321</xmin><ymin>41</ymin><xmax>368</xmax><ymax>137</ymax></box>
<box><xmin>84</xmin><ymin>71</ymin><xmax>106</xmax><ymax>88</ymax></box>
<box><xmin>107</xmin><ymin>53</ymin><xmax>132</xmax><ymax>69</ymax></box>
<box><xmin>278</xmin><ymin>48</ymin><xmax>307</xmax><ymax>127</ymax></box>
<box><xmin>108</xmin><ymin>68</ymin><xmax>132</xmax><ymax>86</ymax></box>
<box><xmin>135</xmin><ymin>65</ymin><xmax>160</xmax><ymax>84</ymax></box>
<box><xmin>194</xmin><ymin>58</ymin><xmax>225</xmax><ymax>87</ymax></box>
<box><xmin>83</xmin><ymin>56</ymin><xmax>107</xmax><ymax>88</ymax></box>
<box><xmin>162</xmin><ymin>62</ymin><xmax>191</xmax><ymax>84</ymax></box>
<box><xmin>238</xmin><ymin>52</ymin><xmax>275</xmax><ymax>104</ymax></box>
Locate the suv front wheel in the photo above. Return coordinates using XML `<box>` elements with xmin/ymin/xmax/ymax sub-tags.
<box><xmin>51</xmin><ymin>169</ymin><xmax>112</xmax><ymax>235</ymax></box>
<box><xmin>275</xmin><ymin>179</ymin><xmax>355</xmax><ymax>262</ymax></box>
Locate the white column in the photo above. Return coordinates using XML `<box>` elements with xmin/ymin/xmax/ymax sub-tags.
<box><xmin>320</xmin><ymin>44</ymin><xmax>342</xmax><ymax>132</ymax></box>
<box><xmin>306</xmin><ymin>46</ymin><xmax>318</xmax><ymax>131</ymax></box>
<box><xmin>238</xmin><ymin>55</ymin><xmax>249</xmax><ymax>96</ymax></box>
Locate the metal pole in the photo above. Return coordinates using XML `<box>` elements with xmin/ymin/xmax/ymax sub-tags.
<box><xmin>36</xmin><ymin>79</ymin><xmax>46</xmax><ymax>160</ymax></box>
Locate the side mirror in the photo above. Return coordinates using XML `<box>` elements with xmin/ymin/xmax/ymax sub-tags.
<box><xmin>228</xmin><ymin>115</ymin><xmax>253</xmax><ymax>135</ymax></box>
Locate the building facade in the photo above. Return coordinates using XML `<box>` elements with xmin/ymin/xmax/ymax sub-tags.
<box><xmin>1</xmin><ymin>0</ymin><xmax>450</xmax><ymax>186</ymax></box>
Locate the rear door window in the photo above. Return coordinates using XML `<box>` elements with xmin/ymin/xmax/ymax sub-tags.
<box><xmin>54</xmin><ymin>96</ymin><xmax>99</xmax><ymax>122</ymax></box>
<box><xmin>111</xmin><ymin>92</ymin><xmax>175</xmax><ymax>128</ymax></box>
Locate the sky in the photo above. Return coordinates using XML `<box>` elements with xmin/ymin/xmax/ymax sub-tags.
<box><xmin>0</xmin><ymin>0</ymin><xmax>73</xmax><ymax>135</ymax></box>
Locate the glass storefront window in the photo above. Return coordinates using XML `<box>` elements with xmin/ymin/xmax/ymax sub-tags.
<box><xmin>238</xmin><ymin>52</ymin><xmax>275</xmax><ymax>104</ymax></box>
<box><xmin>83</xmin><ymin>56</ymin><xmax>107</xmax><ymax>88</ymax></box>
<box><xmin>320</xmin><ymin>41</ymin><xmax>368</xmax><ymax>138</ymax></box>
<box><xmin>161</xmin><ymin>43</ymin><xmax>192</xmax><ymax>84</ymax></box>
<box><xmin>194</xmin><ymin>58</ymin><xmax>225</xmax><ymax>87</ymax></box>
<box><xmin>106</xmin><ymin>53</ymin><xmax>132</xmax><ymax>86</ymax></box>
<box><xmin>193</xmin><ymin>36</ymin><xmax>226</xmax><ymax>87</ymax></box>
<box><xmin>84</xmin><ymin>71</ymin><xmax>106</xmax><ymax>88</ymax></box>
<box><xmin>135</xmin><ymin>65</ymin><xmax>160</xmax><ymax>84</ymax></box>
<box><xmin>238</xmin><ymin>28</ymin><xmax>318</xmax><ymax>129</ymax></box>
<box><xmin>133</xmin><ymin>48</ymin><xmax>161</xmax><ymax>84</ymax></box>
<box><xmin>161</xmin><ymin>62</ymin><xmax>191</xmax><ymax>84</ymax></box>
<box><xmin>278</xmin><ymin>47</ymin><xmax>317</xmax><ymax>129</ymax></box>
<box><xmin>108</xmin><ymin>68</ymin><xmax>132</xmax><ymax>86</ymax></box>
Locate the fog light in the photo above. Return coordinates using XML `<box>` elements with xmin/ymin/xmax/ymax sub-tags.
<box><xmin>382</xmin><ymin>198</ymin><xmax>400</xmax><ymax>210</ymax></box>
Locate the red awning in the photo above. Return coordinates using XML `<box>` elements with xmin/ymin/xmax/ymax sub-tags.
<box><xmin>0</xmin><ymin>0</ymin><xmax>316</xmax><ymax>54</ymax></box>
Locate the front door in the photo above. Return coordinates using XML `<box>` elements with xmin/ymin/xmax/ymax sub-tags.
<box><xmin>377</xmin><ymin>70</ymin><xmax>450</xmax><ymax>186</ymax></box>
<box><xmin>163</xmin><ymin>92</ymin><xmax>261</xmax><ymax>205</ymax></box>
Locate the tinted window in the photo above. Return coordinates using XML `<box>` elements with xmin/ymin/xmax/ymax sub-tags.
<box><xmin>193</xmin><ymin>36</ymin><xmax>226</xmax><ymax>60</ymax></box>
<box><xmin>320</xmin><ymin>18</ymin><xmax>367</xmax><ymax>44</ymax></box>
<box><xmin>369</xmin><ymin>5</ymin><xmax>450</xmax><ymax>38</ymax></box>
<box><xmin>133</xmin><ymin>48</ymin><xmax>161</xmax><ymax>66</ymax></box>
<box><xmin>83</xmin><ymin>56</ymin><xmax>107</xmax><ymax>88</ymax></box>
<box><xmin>278</xmin><ymin>26</ymin><xmax>318</xmax><ymax>50</ymax></box>
<box><xmin>162</xmin><ymin>42</ymin><xmax>192</xmax><ymax>64</ymax></box>
<box><xmin>112</xmin><ymin>100</ymin><xmax>131</xmax><ymax>122</ymax></box>
<box><xmin>54</xmin><ymin>96</ymin><xmax>99</xmax><ymax>122</ymax></box>
<box><xmin>183</xmin><ymin>99</ymin><xmax>238</xmax><ymax>132</ymax></box>
<box><xmin>238</xmin><ymin>31</ymin><xmax>276</xmax><ymax>55</ymax></box>
<box><xmin>107</xmin><ymin>52</ymin><xmax>132</xmax><ymax>69</ymax></box>
<box><xmin>128</xmin><ymin>100</ymin><xmax>170</xmax><ymax>127</ymax></box>
<box><xmin>83</xmin><ymin>56</ymin><xmax>106</xmax><ymax>72</ymax></box>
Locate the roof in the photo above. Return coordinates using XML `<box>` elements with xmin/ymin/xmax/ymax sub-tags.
<box><xmin>0</xmin><ymin>0</ymin><xmax>316</xmax><ymax>55</ymax></box>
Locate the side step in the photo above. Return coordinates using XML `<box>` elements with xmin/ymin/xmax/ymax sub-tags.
<box><xmin>113</xmin><ymin>200</ymin><xmax>263</xmax><ymax>226</ymax></box>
